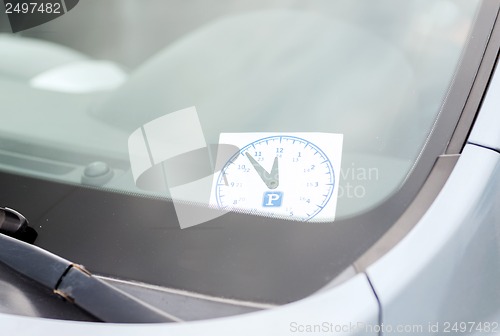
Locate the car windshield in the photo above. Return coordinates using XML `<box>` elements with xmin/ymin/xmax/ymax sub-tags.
<box><xmin>0</xmin><ymin>0</ymin><xmax>484</xmax><ymax>305</ymax></box>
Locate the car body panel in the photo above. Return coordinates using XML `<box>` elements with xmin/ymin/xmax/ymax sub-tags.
<box><xmin>367</xmin><ymin>144</ymin><xmax>500</xmax><ymax>331</ymax></box>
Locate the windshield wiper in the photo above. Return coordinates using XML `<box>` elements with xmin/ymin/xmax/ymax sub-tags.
<box><xmin>0</xmin><ymin>207</ymin><xmax>182</xmax><ymax>323</ymax></box>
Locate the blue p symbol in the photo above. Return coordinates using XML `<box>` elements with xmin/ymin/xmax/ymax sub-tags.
<box><xmin>263</xmin><ymin>191</ymin><xmax>283</xmax><ymax>207</ymax></box>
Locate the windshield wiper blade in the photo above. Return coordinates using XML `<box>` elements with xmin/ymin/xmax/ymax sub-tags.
<box><xmin>0</xmin><ymin>207</ymin><xmax>182</xmax><ymax>323</ymax></box>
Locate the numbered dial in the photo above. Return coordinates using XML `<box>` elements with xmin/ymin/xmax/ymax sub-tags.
<box><xmin>215</xmin><ymin>136</ymin><xmax>335</xmax><ymax>221</ymax></box>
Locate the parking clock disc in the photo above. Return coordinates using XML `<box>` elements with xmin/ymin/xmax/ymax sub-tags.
<box><xmin>214</xmin><ymin>134</ymin><xmax>342</xmax><ymax>221</ymax></box>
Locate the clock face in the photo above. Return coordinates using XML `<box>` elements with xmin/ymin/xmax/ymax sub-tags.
<box><xmin>215</xmin><ymin>135</ymin><xmax>335</xmax><ymax>221</ymax></box>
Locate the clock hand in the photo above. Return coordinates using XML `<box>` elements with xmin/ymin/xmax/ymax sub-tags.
<box><xmin>245</xmin><ymin>153</ymin><xmax>279</xmax><ymax>189</ymax></box>
<box><xmin>245</xmin><ymin>152</ymin><xmax>268</xmax><ymax>185</ymax></box>
<box><xmin>268</xmin><ymin>156</ymin><xmax>279</xmax><ymax>190</ymax></box>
